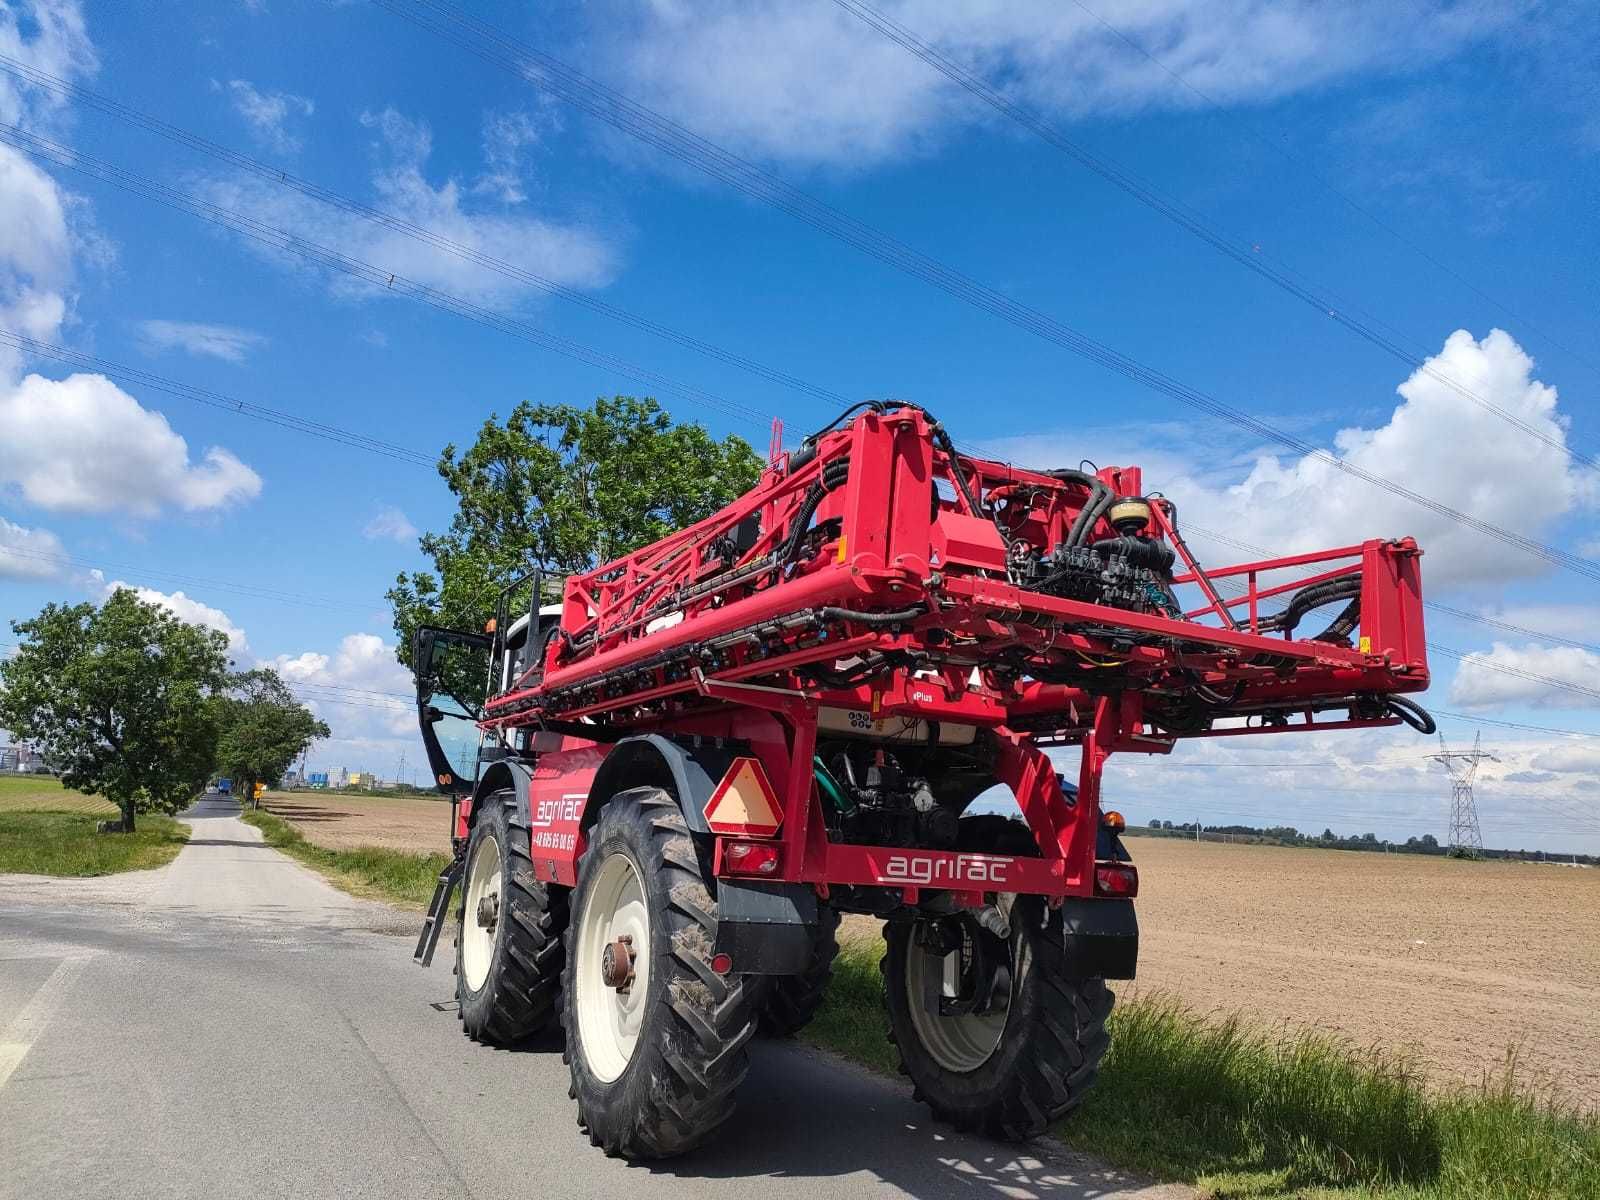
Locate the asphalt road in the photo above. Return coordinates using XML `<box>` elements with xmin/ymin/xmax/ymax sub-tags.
<box><xmin>0</xmin><ymin>798</ymin><xmax>1187</xmax><ymax>1200</ymax></box>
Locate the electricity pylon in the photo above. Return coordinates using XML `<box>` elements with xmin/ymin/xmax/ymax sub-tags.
<box><xmin>1429</xmin><ymin>733</ymin><xmax>1496</xmax><ymax>853</ymax></box>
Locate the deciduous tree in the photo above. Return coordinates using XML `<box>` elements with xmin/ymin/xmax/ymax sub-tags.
<box><xmin>387</xmin><ymin>396</ymin><xmax>762</xmax><ymax>670</ymax></box>
<box><xmin>212</xmin><ymin>668</ymin><xmax>330</xmax><ymax>809</ymax></box>
<box><xmin>0</xmin><ymin>590</ymin><xmax>230</xmax><ymax>832</ymax></box>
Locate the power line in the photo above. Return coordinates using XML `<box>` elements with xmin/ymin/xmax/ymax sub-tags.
<box><xmin>1429</xmin><ymin>643</ymin><xmax>1600</xmax><ymax>705</ymax></box>
<box><xmin>0</xmin><ymin>52</ymin><xmax>853</xmax><ymax>413</ymax></box>
<box><xmin>0</xmin><ymin>328</ymin><xmax>436</xmax><ymax>468</ymax></box>
<box><xmin>1433</xmin><ymin>710</ymin><xmax>1600</xmax><ymax>740</ymax></box>
<box><xmin>375</xmin><ymin>1</ymin><xmax>1600</xmax><ymax>585</ymax></box>
<box><xmin>1422</xmin><ymin>603</ymin><xmax>1600</xmax><ymax>656</ymax></box>
<box><xmin>0</xmin><ymin>544</ymin><xmax>375</xmax><ymax>614</ymax></box>
<box><xmin>1063</xmin><ymin>0</ymin><xmax>1600</xmax><ymax>381</ymax></box>
<box><xmin>0</xmin><ymin>121</ymin><xmax>776</xmax><ymax>433</ymax></box>
<box><xmin>831</xmin><ymin>0</ymin><xmax>1596</xmax><ymax>470</ymax></box>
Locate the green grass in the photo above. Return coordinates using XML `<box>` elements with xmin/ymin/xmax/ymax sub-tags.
<box><xmin>239</xmin><ymin>807</ymin><xmax>450</xmax><ymax>909</ymax></box>
<box><xmin>0</xmin><ymin>810</ymin><xmax>188</xmax><ymax>875</ymax></box>
<box><xmin>810</xmin><ymin>939</ymin><xmax>1600</xmax><ymax>1200</ymax></box>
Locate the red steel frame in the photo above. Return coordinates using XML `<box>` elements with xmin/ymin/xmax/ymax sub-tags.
<box><xmin>474</xmin><ymin>407</ymin><xmax>1429</xmax><ymax>905</ymax></box>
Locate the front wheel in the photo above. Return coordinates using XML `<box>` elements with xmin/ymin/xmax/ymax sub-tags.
<box><xmin>456</xmin><ymin>790</ymin><xmax>567</xmax><ymax>1044</ymax></box>
<box><xmin>562</xmin><ymin>788</ymin><xmax>758</xmax><ymax>1159</ymax></box>
<box><xmin>882</xmin><ymin>899</ymin><xmax>1113</xmax><ymax>1140</ymax></box>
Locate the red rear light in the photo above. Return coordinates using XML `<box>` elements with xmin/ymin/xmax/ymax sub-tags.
<box><xmin>722</xmin><ymin>841</ymin><xmax>781</xmax><ymax>877</ymax></box>
<box><xmin>1094</xmin><ymin>862</ymin><xmax>1139</xmax><ymax>897</ymax></box>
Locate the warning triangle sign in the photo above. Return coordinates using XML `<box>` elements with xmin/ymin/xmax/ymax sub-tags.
<box><xmin>704</xmin><ymin>757</ymin><xmax>783</xmax><ymax>837</ymax></box>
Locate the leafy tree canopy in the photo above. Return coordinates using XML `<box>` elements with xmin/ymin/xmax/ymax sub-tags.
<box><xmin>0</xmin><ymin>589</ymin><xmax>230</xmax><ymax>831</ymax></box>
<box><xmin>387</xmin><ymin>396</ymin><xmax>763</xmax><ymax>671</ymax></box>
<box><xmin>213</xmin><ymin>668</ymin><xmax>330</xmax><ymax>808</ymax></box>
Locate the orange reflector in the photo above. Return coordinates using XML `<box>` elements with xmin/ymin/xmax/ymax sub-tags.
<box><xmin>704</xmin><ymin>757</ymin><xmax>782</xmax><ymax>837</ymax></box>
<box><xmin>1094</xmin><ymin>862</ymin><xmax>1139</xmax><ymax>898</ymax></box>
<box><xmin>722</xmin><ymin>841</ymin><xmax>781</xmax><ymax>876</ymax></box>
<box><xmin>1101</xmin><ymin>810</ymin><xmax>1126</xmax><ymax>832</ymax></box>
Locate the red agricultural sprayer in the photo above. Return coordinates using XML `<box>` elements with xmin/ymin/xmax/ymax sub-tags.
<box><xmin>410</xmin><ymin>402</ymin><xmax>1430</xmax><ymax>1158</ymax></box>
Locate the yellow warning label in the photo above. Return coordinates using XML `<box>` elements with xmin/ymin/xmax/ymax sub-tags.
<box><xmin>1359</xmin><ymin>636</ymin><xmax>1371</xmax><ymax>654</ymax></box>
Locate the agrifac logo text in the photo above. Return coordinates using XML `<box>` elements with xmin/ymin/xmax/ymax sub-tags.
<box><xmin>877</xmin><ymin>853</ymin><xmax>1011</xmax><ymax>887</ymax></box>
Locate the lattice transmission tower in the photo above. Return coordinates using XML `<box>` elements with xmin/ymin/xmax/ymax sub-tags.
<box><xmin>1429</xmin><ymin>733</ymin><xmax>1496</xmax><ymax>853</ymax></box>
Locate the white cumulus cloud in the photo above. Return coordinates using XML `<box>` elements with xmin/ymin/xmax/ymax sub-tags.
<box><xmin>225</xmin><ymin>79</ymin><xmax>314</xmax><ymax>154</ymax></box>
<box><xmin>0</xmin><ymin>515</ymin><xmax>66</xmax><ymax>580</ymax></box>
<box><xmin>0</xmin><ymin>370</ymin><xmax>261</xmax><ymax>516</ymax></box>
<box><xmin>272</xmin><ymin>632</ymin><xmax>416</xmax><ymax>745</ymax></box>
<box><xmin>981</xmin><ymin>329</ymin><xmax>1596</xmax><ymax>590</ymax></box>
<box><xmin>97</xmin><ymin>575</ymin><xmax>251</xmax><ymax>660</ymax></box>
<box><xmin>0</xmin><ymin>141</ymin><xmax>73</xmax><ymax>379</ymax></box>
<box><xmin>1529</xmin><ymin>744</ymin><xmax>1600</xmax><ymax>774</ymax></box>
<box><xmin>363</xmin><ymin>504</ymin><xmax>418</xmax><ymax>543</ymax></box>
<box><xmin>137</xmin><ymin>319</ymin><xmax>267</xmax><ymax>363</ymax></box>
<box><xmin>586</xmin><ymin>0</ymin><xmax>1515</xmax><ymax>168</ymax></box>
<box><xmin>1449</xmin><ymin>643</ymin><xmax>1600</xmax><ymax>711</ymax></box>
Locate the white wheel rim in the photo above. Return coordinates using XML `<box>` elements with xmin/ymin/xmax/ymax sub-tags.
<box><xmin>575</xmin><ymin>850</ymin><xmax>650</xmax><ymax>1083</ymax></box>
<box><xmin>905</xmin><ymin>925</ymin><xmax>1012</xmax><ymax>1073</ymax></box>
<box><xmin>461</xmin><ymin>833</ymin><xmax>501</xmax><ymax>993</ymax></box>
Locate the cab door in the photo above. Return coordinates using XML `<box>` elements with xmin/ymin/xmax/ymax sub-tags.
<box><xmin>412</xmin><ymin>626</ymin><xmax>492</xmax><ymax>795</ymax></box>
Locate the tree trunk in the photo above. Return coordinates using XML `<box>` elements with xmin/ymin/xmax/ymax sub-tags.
<box><xmin>121</xmin><ymin>794</ymin><xmax>136</xmax><ymax>834</ymax></box>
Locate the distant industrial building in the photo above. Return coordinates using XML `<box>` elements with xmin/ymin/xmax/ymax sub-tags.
<box><xmin>0</xmin><ymin>745</ymin><xmax>48</xmax><ymax>773</ymax></box>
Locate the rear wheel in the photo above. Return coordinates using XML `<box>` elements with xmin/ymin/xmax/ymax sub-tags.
<box><xmin>562</xmin><ymin>788</ymin><xmax>758</xmax><ymax>1159</ymax></box>
<box><xmin>882</xmin><ymin>817</ymin><xmax>1114</xmax><ymax>1139</ymax></box>
<box><xmin>456</xmin><ymin>790</ymin><xmax>568</xmax><ymax>1044</ymax></box>
<box><xmin>756</xmin><ymin>903</ymin><xmax>840</xmax><ymax>1036</ymax></box>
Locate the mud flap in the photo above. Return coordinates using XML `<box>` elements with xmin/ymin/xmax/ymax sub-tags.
<box><xmin>712</xmin><ymin>880</ymin><xmax>819</xmax><ymax>975</ymax></box>
<box><xmin>1060</xmin><ymin>897</ymin><xmax>1139</xmax><ymax>980</ymax></box>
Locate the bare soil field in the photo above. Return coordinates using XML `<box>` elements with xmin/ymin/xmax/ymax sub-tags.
<box><xmin>267</xmin><ymin>790</ymin><xmax>1600</xmax><ymax>1107</ymax></box>
<box><xmin>1126</xmin><ymin>837</ymin><xmax>1600</xmax><ymax>1108</ymax></box>
<box><xmin>261</xmin><ymin>790</ymin><xmax>454</xmax><ymax>853</ymax></box>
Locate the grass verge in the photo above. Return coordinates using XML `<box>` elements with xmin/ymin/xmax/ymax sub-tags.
<box><xmin>239</xmin><ymin>807</ymin><xmax>449</xmax><ymax>910</ymax></box>
<box><xmin>810</xmin><ymin>934</ymin><xmax>1600</xmax><ymax>1200</ymax></box>
<box><xmin>0</xmin><ymin>810</ymin><xmax>188</xmax><ymax>875</ymax></box>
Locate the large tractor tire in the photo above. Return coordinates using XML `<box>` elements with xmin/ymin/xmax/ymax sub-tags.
<box><xmin>881</xmin><ymin>816</ymin><xmax>1114</xmax><ymax>1140</ymax></box>
<box><xmin>456</xmin><ymin>789</ymin><xmax>568</xmax><ymax>1044</ymax></box>
<box><xmin>562</xmin><ymin>787</ymin><xmax>758</xmax><ymax>1159</ymax></box>
<box><xmin>756</xmin><ymin>903</ymin><xmax>840</xmax><ymax>1036</ymax></box>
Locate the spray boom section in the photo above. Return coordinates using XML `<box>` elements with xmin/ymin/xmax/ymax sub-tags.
<box><xmin>481</xmin><ymin>404</ymin><xmax>1430</xmax><ymax>752</ymax></box>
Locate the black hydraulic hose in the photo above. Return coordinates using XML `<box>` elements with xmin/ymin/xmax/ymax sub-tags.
<box><xmin>815</xmin><ymin>605</ymin><xmax>928</xmax><ymax>625</ymax></box>
<box><xmin>1090</xmin><ymin>535</ymin><xmax>1176</xmax><ymax>572</ymax></box>
<box><xmin>1260</xmin><ymin>576</ymin><xmax>1362</xmax><ymax>634</ymax></box>
<box><xmin>1053</xmin><ymin>468</ymin><xmax>1112</xmax><ymax>547</ymax></box>
<box><xmin>775</xmin><ymin>455</ymin><xmax>852</xmax><ymax>573</ymax></box>
<box><xmin>1386</xmin><ymin>695</ymin><xmax>1436</xmax><ymax>734</ymax></box>
<box><xmin>1312</xmin><ymin>598</ymin><xmax>1362</xmax><ymax>644</ymax></box>
<box><xmin>790</xmin><ymin>400</ymin><xmax>888</xmax><ymax>471</ymax></box>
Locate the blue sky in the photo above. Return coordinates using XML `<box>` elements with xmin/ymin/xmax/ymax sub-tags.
<box><xmin>1</xmin><ymin>0</ymin><xmax>1597</xmax><ymax>851</ymax></box>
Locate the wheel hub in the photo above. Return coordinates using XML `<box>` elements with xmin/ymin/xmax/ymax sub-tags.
<box><xmin>575</xmin><ymin>851</ymin><xmax>651</xmax><ymax>1083</ymax></box>
<box><xmin>460</xmin><ymin>832</ymin><xmax>503</xmax><ymax>994</ymax></box>
<box><xmin>600</xmin><ymin>934</ymin><xmax>635</xmax><ymax>990</ymax></box>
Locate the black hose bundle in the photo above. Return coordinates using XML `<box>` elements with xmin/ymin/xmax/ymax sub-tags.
<box><xmin>1048</xmin><ymin>468</ymin><xmax>1113</xmax><ymax>547</ymax></box>
<box><xmin>1259</xmin><ymin>576</ymin><xmax>1362</xmax><ymax>636</ymax></box>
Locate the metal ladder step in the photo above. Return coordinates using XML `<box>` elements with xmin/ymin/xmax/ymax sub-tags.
<box><xmin>413</xmin><ymin>854</ymin><xmax>464</xmax><ymax>967</ymax></box>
